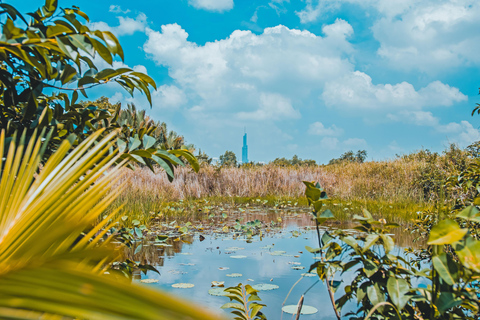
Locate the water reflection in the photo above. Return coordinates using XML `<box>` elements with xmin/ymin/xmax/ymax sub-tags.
<box><xmin>128</xmin><ymin>209</ymin><xmax>424</xmax><ymax>319</ymax></box>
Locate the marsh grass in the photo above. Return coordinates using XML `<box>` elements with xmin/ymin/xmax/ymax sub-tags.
<box><xmin>109</xmin><ymin>149</ymin><xmax>468</xmax><ymax>225</ymax></box>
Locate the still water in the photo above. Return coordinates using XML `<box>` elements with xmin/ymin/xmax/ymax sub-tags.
<box><xmin>130</xmin><ymin>208</ymin><xmax>419</xmax><ymax>319</ymax></box>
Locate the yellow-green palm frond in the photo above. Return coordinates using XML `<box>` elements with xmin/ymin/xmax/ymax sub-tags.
<box><xmin>0</xmin><ymin>129</ymin><xmax>221</xmax><ymax>320</ymax></box>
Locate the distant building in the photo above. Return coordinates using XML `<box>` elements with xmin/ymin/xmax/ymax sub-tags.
<box><xmin>242</xmin><ymin>130</ymin><xmax>249</xmax><ymax>163</ymax></box>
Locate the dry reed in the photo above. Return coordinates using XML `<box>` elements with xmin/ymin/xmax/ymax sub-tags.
<box><xmin>113</xmin><ymin>157</ymin><xmax>438</xmax><ymax>207</ymax></box>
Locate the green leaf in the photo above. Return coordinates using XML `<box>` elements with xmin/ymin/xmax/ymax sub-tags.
<box><xmin>321</xmin><ymin>231</ymin><xmax>333</xmax><ymax>246</ymax></box>
<box><xmin>363</xmin><ymin>259</ymin><xmax>378</xmax><ymax>278</ymax></box>
<box><xmin>127</xmin><ymin>137</ymin><xmax>141</xmax><ymax>151</ymax></box>
<box><xmin>221</xmin><ymin>302</ymin><xmax>246</xmax><ymax>312</ymax></box>
<box><xmin>367</xmin><ymin>283</ymin><xmax>384</xmax><ymax>306</ymax></box>
<box><xmin>143</xmin><ymin>135</ymin><xmax>156</xmax><ymax>149</ymax></box>
<box><xmin>319</xmin><ymin>209</ymin><xmax>334</xmax><ymax>219</ymax></box>
<box><xmin>432</xmin><ymin>253</ymin><xmax>458</xmax><ymax>285</ymax></box>
<box><xmin>168</xmin><ymin>149</ymin><xmax>199</xmax><ymax>172</ymax></box>
<box><xmin>387</xmin><ymin>277</ymin><xmax>410</xmax><ymax>310</ymax></box>
<box><xmin>380</xmin><ymin>234</ymin><xmax>394</xmax><ymax>253</ymax></box>
<box><xmin>427</xmin><ymin>219</ymin><xmax>468</xmax><ymax>245</ymax></box>
<box><xmin>456</xmin><ymin>240</ymin><xmax>480</xmax><ymax>272</ymax></box>
<box><xmin>303</xmin><ymin>182</ymin><xmax>321</xmax><ymax>203</ymax></box>
<box><xmin>456</xmin><ymin>205</ymin><xmax>480</xmax><ymax>223</ymax></box>
<box><xmin>151</xmin><ymin>155</ymin><xmax>175</xmax><ymax>181</ymax></box>
<box><xmin>436</xmin><ymin>292</ymin><xmax>462</xmax><ymax>313</ymax></box>
<box><xmin>362</xmin><ymin>234</ymin><xmax>379</xmax><ymax>253</ymax></box>
<box><xmin>305</xmin><ymin>246</ymin><xmax>321</xmax><ymax>254</ymax></box>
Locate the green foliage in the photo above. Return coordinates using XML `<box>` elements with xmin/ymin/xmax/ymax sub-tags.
<box><xmin>0</xmin><ymin>129</ymin><xmax>218</xmax><ymax>319</ymax></box>
<box><xmin>271</xmin><ymin>154</ymin><xmax>316</xmax><ymax>166</ymax></box>
<box><xmin>328</xmin><ymin>150</ymin><xmax>367</xmax><ymax>165</ymax></box>
<box><xmin>221</xmin><ymin>283</ymin><xmax>267</xmax><ymax>320</ymax></box>
<box><xmin>0</xmin><ymin>1</ymin><xmax>154</xmax><ymax>141</ymax></box>
<box><xmin>196</xmin><ymin>148</ymin><xmax>212</xmax><ymax>165</ymax></box>
<box><xmin>220</xmin><ymin>150</ymin><xmax>237</xmax><ymax>166</ymax></box>
<box><xmin>303</xmin><ymin>182</ymin><xmax>480</xmax><ymax>320</ymax></box>
<box><xmin>0</xmin><ymin>1</ymin><xmax>198</xmax><ymax>177</ymax></box>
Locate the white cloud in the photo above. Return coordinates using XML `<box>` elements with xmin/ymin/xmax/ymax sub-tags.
<box><xmin>237</xmin><ymin>93</ymin><xmax>300</xmax><ymax>121</ymax></box>
<box><xmin>439</xmin><ymin>121</ymin><xmax>480</xmax><ymax>147</ymax></box>
<box><xmin>154</xmin><ymin>85</ymin><xmax>188</xmax><ymax>108</ymax></box>
<box><xmin>143</xmin><ymin>21</ymin><xmax>354</xmax><ymax>112</ymax></box>
<box><xmin>308</xmin><ymin>122</ymin><xmax>343</xmax><ymax>136</ymax></box>
<box><xmin>387</xmin><ymin>111</ymin><xmax>440</xmax><ymax>126</ymax></box>
<box><xmin>320</xmin><ymin>137</ymin><xmax>339</xmax><ymax>150</ymax></box>
<box><xmin>323</xmin><ymin>71</ymin><xmax>467</xmax><ymax>111</ymax></box>
<box><xmin>90</xmin><ymin>13</ymin><xmax>147</xmax><ymax>36</ymax></box>
<box><xmin>343</xmin><ymin>138</ymin><xmax>367</xmax><ymax>149</ymax></box>
<box><xmin>188</xmin><ymin>0</ymin><xmax>234</xmax><ymax>12</ymax></box>
<box><xmin>109</xmin><ymin>5</ymin><xmax>130</xmax><ymax>14</ymax></box>
<box><xmin>371</xmin><ymin>0</ymin><xmax>480</xmax><ymax>72</ymax></box>
<box><xmin>295</xmin><ymin>0</ymin><xmax>480</xmax><ymax>73</ymax></box>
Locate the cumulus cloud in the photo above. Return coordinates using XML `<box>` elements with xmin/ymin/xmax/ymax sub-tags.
<box><xmin>371</xmin><ymin>0</ymin><xmax>480</xmax><ymax>72</ymax></box>
<box><xmin>295</xmin><ymin>0</ymin><xmax>480</xmax><ymax>73</ymax></box>
<box><xmin>90</xmin><ymin>13</ymin><xmax>147</xmax><ymax>36</ymax></box>
<box><xmin>308</xmin><ymin>122</ymin><xmax>343</xmax><ymax>136</ymax></box>
<box><xmin>343</xmin><ymin>138</ymin><xmax>367</xmax><ymax>149</ymax></box>
<box><xmin>237</xmin><ymin>93</ymin><xmax>300</xmax><ymax>121</ymax></box>
<box><xmin>188</xmin><ymin>0</ymin><xmax>233</xmax><ymax>12</ymax></box>
<box><xmin>143</xmin><ymin>21</ymin><xmax>354</xmax><ymax>112</ymax></box>
<box><xmin>387</xmin><ymin>111</ymin><xmax>440</xmax><ymax>126</ymax></box>
<box><xmin>439</xmin><ymin>121</ymin><xmax>480</xmax><ymax>147</ymax></box>
<box><xmin>320</xmin><ymin>137</ymin><xmax>339</xmax><ymax>150</ymax></box>
<box><xmin>109</xmin><ymin>5</ymin><xmax>130</xmax><ymax>14</ymax></box>
<box><xmin>322</xmin><ymin>71</ymin><xmax>467</xmax><ymax>111</ymax></box>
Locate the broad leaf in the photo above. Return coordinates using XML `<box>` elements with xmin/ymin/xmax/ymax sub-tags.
<box><xmin>427</xmin><ymin>219</ymin><xmax>467</xmax><ymax>245</ymax></box>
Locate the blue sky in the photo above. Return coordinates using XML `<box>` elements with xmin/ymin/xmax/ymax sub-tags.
<box><xmin>20</xmin><ymin>0</ymin><xmax>480</xmax><ymax>163</ymax></box>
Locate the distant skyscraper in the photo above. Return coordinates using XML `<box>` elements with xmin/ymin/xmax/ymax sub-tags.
<box><xmin>242</xmin><ymin>129</ymin><xmax>249</xmax><ymax>163</ymax></box>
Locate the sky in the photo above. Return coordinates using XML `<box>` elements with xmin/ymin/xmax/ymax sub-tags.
<box><xmin>19</xmin><ymin>0</ymin><xmax>480</xmax><ymax>163</ymax></box>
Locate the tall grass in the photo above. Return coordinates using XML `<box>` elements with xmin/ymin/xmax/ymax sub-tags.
<box><xmin>110</xmin><ymin>145</ymin><xmax>473</xmax><ymax>223</ymax></box>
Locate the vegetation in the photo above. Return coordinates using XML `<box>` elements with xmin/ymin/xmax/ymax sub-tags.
<box><xmin>0</xmin><ymin>129</ymin><xmax>218</xmax><ymax>319</ymax></box>
<box><xmin>220</xmin><ymin>150</ymin><xmax>237</xmax><ymax>166</ymax></box>
<box><xmin>0</xmin><ymin>0</ymin><xmax>197</xmax><ymax>178</ymax></box>
<box><xmin>328</xmin><ymin>149</ymin><xmax>367</xmax><ymax>165</ymax></box>
<box><xmin>3</xmin><ymin>1</ymin><xmax>480</xmax><ymax>320</ymax></box>
<box><xmin>271</xmin><ymin>154</ymin><xmax>316</xmax><ymax>166</ymax></box>
<box><xmin>0</xmin><ymin>1</ymin><xmax>208</xmax><ymax>318</ymax></box>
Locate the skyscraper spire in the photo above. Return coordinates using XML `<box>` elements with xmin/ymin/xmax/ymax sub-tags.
<box><xmin>242</xmin><ymin>129</ymin><xmax>248</xmax><ymax>163</ymax></box>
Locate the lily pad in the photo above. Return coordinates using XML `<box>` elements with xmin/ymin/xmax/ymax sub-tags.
<box><xmin>226</xmin><ymin>247</ymin><xmax>244</xmax><ymax>251</ymax></box>
<box><xmin>172</xmin><ymin>283</ymin><xmax>194</xmax><ymax>288</ymax></box>
<box><xmin>140</xmin><ymin>279</ymin><xmax>158</xmax><ymax>284</ymax></box>
<box><xmin>291</xmin><ymin>266</ymin><xmax>305</xmax><ymax>270</ymax></box>
<box><xmin>208</xmin><ymin>288</ymin><xmax>229</xmax><ymax>296</ymax></box>
<box><xmin>270</xmin><ymin>251</ymin><xmax>287</xmax><ymax>256</ymax></box>
<box><xmin>226</xmin><ymin>273</ymin><xmax>242</xmax><ymax>277</ymax></box>
<box><xmin>211</xmin><ymin>281</ymin><xmax>225</xmax><ymax>287</ymax></box>
<box><xmin>251</xmin><ymin>283</ymin><xmax>279</xmax><ymax>291</ymax></box>
<box><xmin>282</xmin><ymin>305</ymin><xmax>318</xmax><ymax>315</ymax></box>
<box><xmin>301</xmin><ymin>273</ymin><xmax>317</xmax><ymax>277</ymax></box>
<box><xmin>230</xmin><ymin>255</ymin><xmax>247</xmax><ymax>259</ymax></box>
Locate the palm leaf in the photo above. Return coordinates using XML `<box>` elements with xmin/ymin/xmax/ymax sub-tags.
<box><xmin>0</xmin><ymin>128</ymin><xmax>221</xmax><ymax>319</ymax></box>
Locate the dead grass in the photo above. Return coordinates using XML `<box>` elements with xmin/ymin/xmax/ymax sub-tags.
<box><xmin>112</xmin><ymin>158</ymin><xmax>436</xmax><ymax>209</ymax></box>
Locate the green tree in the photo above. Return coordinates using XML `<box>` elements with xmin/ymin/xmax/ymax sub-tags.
<box><xmin>0</xmin><ymin>1</ymin><xmax>198</xmax><ymax>179</ymax></box>
<box><xmin>220</xmin><ymin>150</ymin><xmax>237</xmax><ymax>166</ymax></box>
<box><xmin>196</xmin><ymin>148</ymin><xmax>212</xmax><ymax>165</ymax></box>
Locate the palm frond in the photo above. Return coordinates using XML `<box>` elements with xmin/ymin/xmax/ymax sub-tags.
<box><xmin>0</xmin><ymin>129</ymin><xmax>221</xmax><ymax>319</ymax></box>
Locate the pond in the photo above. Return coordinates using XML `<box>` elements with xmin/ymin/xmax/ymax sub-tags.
<box><xmin>127</xmin><ymin>206</ymin><xmax>421</xmax><ymax>319</ymax></box>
